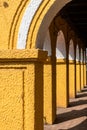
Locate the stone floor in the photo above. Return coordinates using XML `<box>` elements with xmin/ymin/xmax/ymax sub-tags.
<box><xmin>44</xmin><ymin>86</ymin><xmax>87</xmax><ymax>130</ymax></box>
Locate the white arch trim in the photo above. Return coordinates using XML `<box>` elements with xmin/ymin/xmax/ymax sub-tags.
<box><xmin>17</xmin><ymin>0</ymin><xmax>42</xmax><ymax>49</ymax></box>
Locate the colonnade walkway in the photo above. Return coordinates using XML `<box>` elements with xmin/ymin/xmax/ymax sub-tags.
<box><xmin>44</xmin><ymin>86</ymin><xmax>87</xmax><ymax>130</ymax></box>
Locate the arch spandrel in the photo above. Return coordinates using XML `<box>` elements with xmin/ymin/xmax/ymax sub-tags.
<box><xmin>14</xmin><ymin>0</ymin><xmax>72</xmax><ymax>49</ymax></box>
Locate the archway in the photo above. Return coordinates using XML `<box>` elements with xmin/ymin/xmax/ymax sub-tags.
<box><xmin>11</xmin><ymin>0</ymin><xmax>72</xmax><ymax>49</ymax></box>
<box><xmin>1</xmin><ymin>0</ymin><xmax>87</xmax><ymax>130</ymax></box>
<box><xmin>11</xmin><ymin>0</ymin><xmax>72</xmax><ymax>128</ymax></box>
<box><xmin>14</xmin><ymin>0</ymin><xmax>73</xmax><ymax>129</ymax></box>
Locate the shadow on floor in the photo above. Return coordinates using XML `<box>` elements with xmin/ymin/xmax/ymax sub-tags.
<box><xmin>81</xmin><ymin>89</ymin><xmax>87</xmax><ymax>92</ymax></box>
<box><xmin>68</xmin><ymin>119</ymin><xmax>87</xmax><ymax>130</ymax></box>
<box><xmin>54</xmin><ymin>86</ymin><xmax>87</xmax><ymax>129</ymax></box>
<box><xmin>76</xmin><ymin>93</ymin><xmax>87</xmax><ymax>98</ymax></box>
<box><xmin>69</xmin><ymin>99</ymin><xmax>87</xmax><ymax>107</ymax></box>
<box><xmin>55</xmin><ymin>107</ymin><xmax>87</xmax><ymax>124</ymax></box>
<box><xmin>44</xmin><ymin>86</ymin><xmax>87</xmax><ymax>130</ymax></box>
<box><xmin>59</xmin><ymin>119</ymin><xmax>87</xmax><ymax>130</ymax></box>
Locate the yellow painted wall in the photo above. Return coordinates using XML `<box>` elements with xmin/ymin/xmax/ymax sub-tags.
<box><xmin>43</xmin><ymin>19</ymin><xmax>57</xmax><ymax>124</ymax></box>
<box><xmin>76</xmin><ymin>62</ymin><xmax>81</xmax><ymax>92</ymax></box>
<box><xmin>0</xmin><ymin>69</ymin><xmax>23</xmax><ymax>130</ymax></box>
<box><xmin>56</xmin><ymin>59</ymin><xmax>69</xmax><ymax>108</ymax></box>
<box><xmin>0</xmin><ymin>0</ymin><xmax>27</xmax><ymax>49</ymax></box>
<box><xmin>69</xmin><ymin>60</ymin><xmax>76</xmax><ymax>98</ymax></box>
<box><xmin>0</xmin><ymin>49</ymin><xmax>47</xmax><ymax>130</ymax></box>
<box><xmin>44</xmin><ymin>60</ymin><xmax>56</xmax><ymax>124</ymax></box>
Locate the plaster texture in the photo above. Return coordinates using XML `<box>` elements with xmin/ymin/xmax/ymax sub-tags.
<box><xmin>69</xmin><ymin>60</ymin><xmax>76</xmax><ymax>98</ymax></box>
<box><xmin>44</xmin><ymin>62</ymin><xmax>56</xmax><ymax>124</ymax></box>
<box><xmin>76</xmin><ymin>62</ymin><xmax>81</xmax><ymax>92</ymax></box>
<box><xmin>56</xmin><ymin>59</ymin><xmax>69</xmax><ymax>108</ymax></box>
<box><xmin>0</xmin><ymin>49</ymin><xmax>47</xmax><ymax>130</ymax></box>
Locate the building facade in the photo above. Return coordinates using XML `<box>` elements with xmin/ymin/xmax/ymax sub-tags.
<box><xmin>0</xmin><ymin>0</ymin><xmax>86</xmax><ymax>130</ymax></box>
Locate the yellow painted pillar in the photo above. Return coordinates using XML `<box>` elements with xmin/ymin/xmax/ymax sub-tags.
<box><xmin>81</xmin><ymin>62</ymin><xmax>84</xmax><ymax>89</ymax></box>
<box><xmin>0</xmin><ymin>49</ymin><xmax>47</xmax><ymax>130</ymax></box>
<box><xmin>76</xmin><ymin>61</ymin><xmax>81</xmax><ymax>92</ymax></box>
<box><xmin>83</xmin><ymin>63</ymin><xmax>86</xmax><ymax>86</ymax></box>
<box><xmin>69</xmin><ymin>60</ymin><xmax>76</xmax><ymax>98</ymax></box>
<box><xmin>56</xmin><ymin>59</ymin><xmax>69</xmax><ymax>108</ymax></box>
<box><xmin>44</xmin><ymin>57</ymin><xmax>56</xmax><ymax>124</ymax></box>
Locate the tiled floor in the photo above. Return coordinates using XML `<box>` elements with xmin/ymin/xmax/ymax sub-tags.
<box><xmin>44</xmin><ymin>86</ymin><xmax>87</xmax><ymax>130</ymax></box>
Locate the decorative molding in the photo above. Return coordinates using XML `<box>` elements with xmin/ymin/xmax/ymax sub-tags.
<box><xmin>17</xmin><ymin>0</ymin><xmax>43</xmax><ymax>49</ymax></box>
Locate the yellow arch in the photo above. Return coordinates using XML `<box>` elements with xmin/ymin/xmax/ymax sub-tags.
<box><xmin>9</xmin><ymin>0</ymin><xmax>30</xmax><ymax>49</ymax></box>
<box><xmin>9</xmin><ymin>0</ymin><xmax>72</xmax><ymax>49</ymax></box>
<box><xmin>26</xmin><ymin>0</ymin><xmax>72</xmax><ymax>48</ymax></box>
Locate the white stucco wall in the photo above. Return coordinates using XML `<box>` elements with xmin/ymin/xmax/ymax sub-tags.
<box><xmin>56</xmin><ymin>30</ymin><xmax>66</xmax><ymax>59</ymax></box>
<box><xmin>17</xmin><ymin>0</ymin><xmax>42</xmax><ymax>49</ymax></box>
<box><xmin>76</xmin><ymin>44</ymin><xmax>80</xmax><ymax>61</ymax></box>
<box><xmin>84</xmin><ymin>50</ymin><xmax>86</xmax><ymax>63</ymax></box>
<box><xmin>69</xmin><ymin>39</ymin><xmax>74</xmax><ymax>60</ymax></box>
<box><xmin>43</xmin><ymin>30</ymin><xmax>51</xmax><ymax>56</ymax></box>
<box><xmin>80</xmin><ymin>48</ymin><xmax>83</xmax><ymax>62</ymax></box>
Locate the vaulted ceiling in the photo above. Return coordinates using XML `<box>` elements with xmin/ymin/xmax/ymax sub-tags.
<box><xmin>59</xmin><ymin>0</ymin><xmax>87</xmax><ymax>47</ymax></box>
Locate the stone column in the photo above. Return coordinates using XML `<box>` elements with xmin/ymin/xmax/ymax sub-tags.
<box><xmin>83</xmin><ymin>62</ymin><xmax>86</xmax><ymax>86</ymax></box>
<box><xmin>80</xmin><ymin>48</ymin><xmax>84</xmax><ymax>89</ymax></box>
<box><xmin>76</xmin><ymin>61</ymin><xmax>81</xmax><ymax>92</ymax></box>
<box><xmin>44</xmin><ymin>57</ymin><xmax>56</xmax><ymax>124</ymax></box>
<box><xmin>69</xmin><ymin>60</ymin><xmax>76</xmax><ymax>98</ymax></box>
<box><xmin>83</xmin><ymin>51</ymin><xmax>86</xmax><ymax>86</ymax></box>
<box><xmin>56</xmin><ymin>59</ymin><xmax>69</xmax><ymax>108</ymax></box>
<box><xmin>81</xmin><ymin>62</ymin><xmax>84</xmax><ymax>89</ymax></box>
<box><xmin>0</xmin><ymin>49</ymin><xmax>47</xmax><ymax>130</ymax></box>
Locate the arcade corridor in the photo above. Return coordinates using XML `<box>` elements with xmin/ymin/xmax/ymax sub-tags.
<box><xmin>0</xmin><ymin>0</ymin><xmax>87</xmax><ymax>130</ymax></box>
<box><xmin>44</xmin><ymin>86</ymin><xmax>87</xmax><ymax>130</ymax></box>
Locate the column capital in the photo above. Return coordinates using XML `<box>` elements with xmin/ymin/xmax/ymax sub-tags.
<box><xmin>0</xmin><ymin>49</ymin><xmax>47</xmax><ymax>62</ymax></box>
